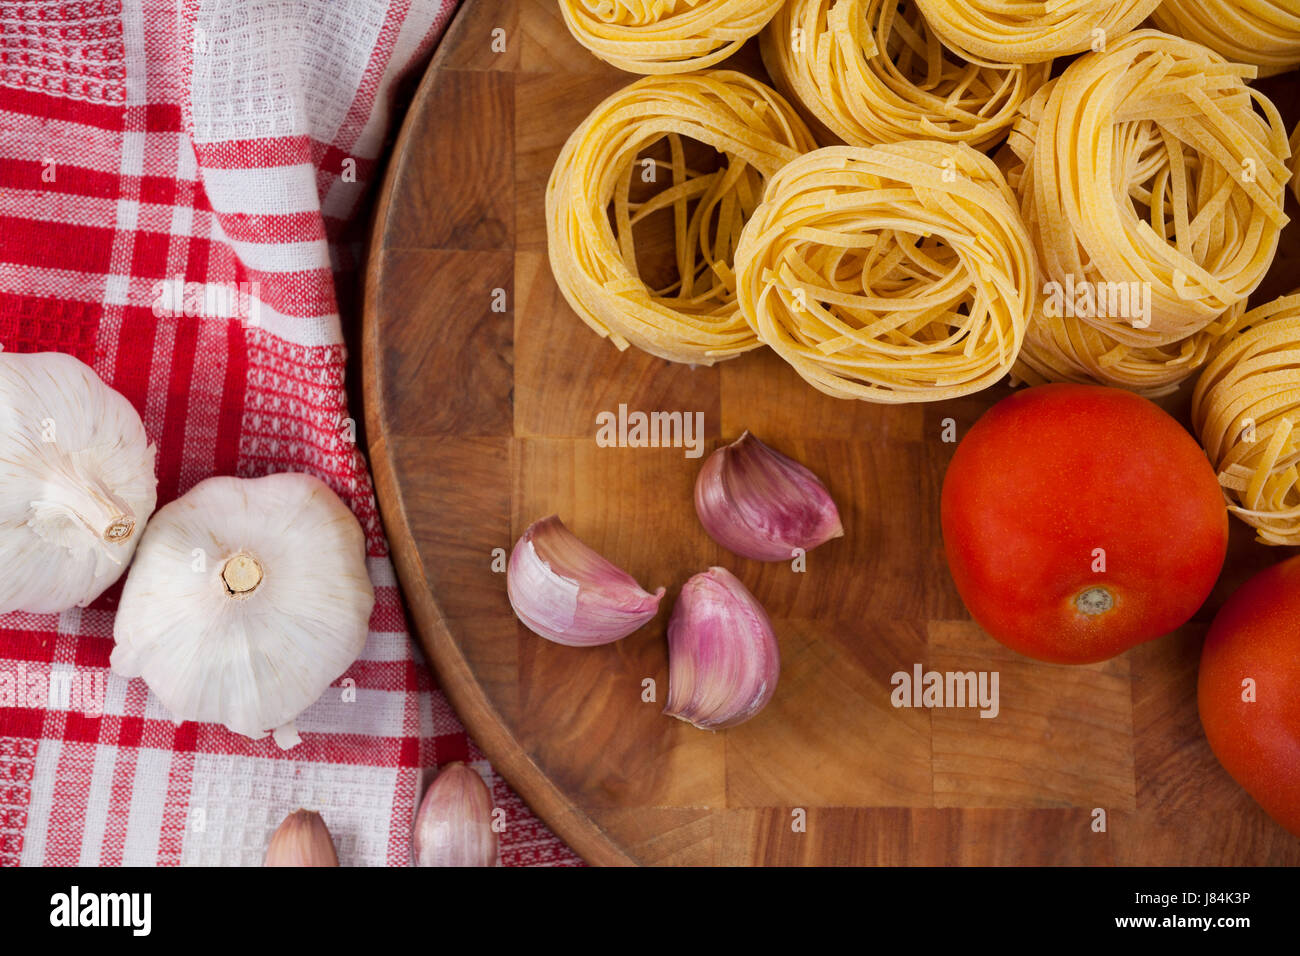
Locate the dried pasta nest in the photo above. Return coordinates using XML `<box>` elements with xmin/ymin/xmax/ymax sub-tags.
<box><xmin>1010</xmin><ymin>301</ymin><xmax>1249</xmax><ymax>398</ymax></box>
<box><xmin>1005</xmin><ymin>30</ymin><xmax>1291</xmax><ymax>395</ymax></box>
<box><xmin>559</xmin><ymin>0</ymin><xmax>784</xmax><ymax>74</ymax></box>
<box><xmin>760</xmin><ymin>0</ymin><xmax>1052</xmax><ymax>151</ymax></box>
<box><xmin>912</xmin><ymin>0</ymin><xmax>1160</xmax><ymax>64</ymax></box>
<box><xmin>1152</xmin><ymin>0</ymin><xmax>1300</xmax><ymax>79</ymax></box>
<box><xmin>1192</xmin><ymin>293</ymin><xmax>1300</xmax><ymax>546</ymax></box>
<box><xmin>732</xmin><ymin>141</ymin><xmax>1036</xmax><ymax>403</ymax></box>
<box><xmin>1292</xmin><ymin>123</ymin><xmax>1300</xmax><ymax>205</ymax></box>
<box><xmin>546</xmin><ymin>70</ymin><xmax>817</xmax><ymax>365</ymax></box>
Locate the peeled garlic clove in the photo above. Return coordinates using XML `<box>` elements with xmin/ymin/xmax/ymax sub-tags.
<box><xmin>0</xmin><ymin>352</ymin><xmax>157</xmax><ymax>613</ymax></box>
<box><xmin>694</xmin><ymin>431</ymin><xmax>843</xmax><ymax>562</ymax></box>
<box><xmin>413</xmin><ymin>762</ymin><xmax>498</xmax><ymax>867</ymax></box>
<box><xmin>110</xmin><ymin>473</ymin><xmax>374</xmax><ymax>748</ymax></box>
<box><xmin>265</xmin><ymin>809</ymin><xmax>339</xmax><ymax>866</ymax></box>
<box><xmin>664</xmin><ymin>567</ymin><xmax>779</xmax><ymax>730</ymax></box>
<box><xmin>507</xmin><ymin>515</ymin><xmax>664</xmax><ymax>646</ymax></box>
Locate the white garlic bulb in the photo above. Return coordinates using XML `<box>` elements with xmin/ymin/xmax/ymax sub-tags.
<box><xmin>111</xmin><ymin>473</ymin><xmax>375</xmax><ymax>748</ymax></box>
<box><xmin>0</xmin><ymin>352</ymin><xmax>157</xmax><ymax>614</ymax></box>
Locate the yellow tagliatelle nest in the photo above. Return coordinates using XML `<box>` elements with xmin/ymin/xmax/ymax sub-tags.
<box><xmin>760</xmin><ymin>0</ymin><xmax>1051</xmax><ymax>151</ymax></box>
<box><xmin>1192</xmin><ymin>293</ymin><xmax>1300</xmax><ymax>545</ymax></box>
<box><xmin>1292</xmin><ymin>123</ymin><xmax>1300</xmax><ymax>205</ymax></box>
<box><xmin>1152</xmin><ymin>0</ymin><xmax>1300</xmax><ymax>78</ymax></box>
<box><xmin>1010</xmin><ymin>303</ymin><xmax>1249</xmax><ymax>398</ymax></box>
<box><xmin>912</xmin><ymin>0</ymin><xmax>1160</xmax><ymax>63</ymax></box>
<box><xmin>1005</xmin><ymin>30</ymin><xmax>1291</xmax><ymax>396</ymax></box>
<box><xmin>559</xmin><ymin>0</ymin><xmax>784</xmax><ymax>74</ymax></box>
<box><xmin>546</xmin><ymin>71</ymin><xmax>816</xmax><ymax>365</ymax></box>
<box><xmin>732</xmin><ymin>141</ymin><xmax>1036</xmax><ymax>403</ymax></box>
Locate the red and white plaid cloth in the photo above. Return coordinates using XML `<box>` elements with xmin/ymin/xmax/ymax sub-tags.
<box><xmin>0</xmin><ymin>0</ymin><xmax>577</xmax><ymax>866</ymax></box>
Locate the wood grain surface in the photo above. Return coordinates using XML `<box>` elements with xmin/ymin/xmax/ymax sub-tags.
<box><xmin>363</xmin><ymin>0</ymin><xmax>1300</xmax><ymax>865</ymax></box>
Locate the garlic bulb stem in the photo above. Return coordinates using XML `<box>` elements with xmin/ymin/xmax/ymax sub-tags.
<box><xmin>221</xmin><ymin>553</ymin><xmax>263</xmax><ymax>595</ymax></box>
<box><xmin>32</xmin><ymin>469</ymin><xmax>137</xmax><ymax>548</ymax></box>
<box><xmin>102</xmin><ymin>516</ymin><xmax>136</xmax><ymax>542</ymax></box>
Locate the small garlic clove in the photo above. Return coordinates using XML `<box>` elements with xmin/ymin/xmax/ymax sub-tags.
<box><xmin>664</xmin><ymin>566</ymin><xmax>779</xmax><ymax>731</ymax></box>
<box><xmin>413</xmin><ymin>762</ymin><xmax>498</xmax><ymax>867</ymax></box>
<box><xmin>507</xmin><ymin>514</ymin><xmax>665</xmax><ymax>646</ymax></box>
<box><xmin>264</xmin><ymin>809</ymin><xmax>339</xmax><ymax>867</ymax></box>
<box><xmin>694</xmin><ymin>431</ymin><xmax>843</xmax><ymax>562</ymax></box>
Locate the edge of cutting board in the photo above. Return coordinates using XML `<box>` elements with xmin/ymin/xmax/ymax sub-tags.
<box><xmin>361</xmin><ymin>1</ymin><xmax>635</xmax><ymax>867</ymax></box>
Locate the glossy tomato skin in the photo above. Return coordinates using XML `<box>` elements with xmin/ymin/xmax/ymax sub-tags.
<box><xmin>941</xmin><ymin>384</ymin><xmax>1228</xmax><ymax>664</ymax></box>
<box><xmin>1199</xmin><ymin>556</ymin><xmax>1300</xmax><ymax>836</ymax></box>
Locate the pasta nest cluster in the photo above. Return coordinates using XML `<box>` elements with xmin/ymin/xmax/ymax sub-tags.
<box><xmin>545</xmin><ymin>71</ymin><xmax>817</xmax><ymax>365</ymax></box>
<box><xmin>912</xmin><ymin>0</ymin><xmax>1161</xmax><ymax>63</ymax></box>
<box><xmin>1005</xmin><ymin>30</ymin><xmax>1292</xmax><ymax>396</ymax></box>
<box><xmin>1153</xmin><ymin>0</ymin><xmax>1300</xmax><ymax>78</ymax></box>
<box><xmin>548</xmin><ymin>5</ymin><xmax>1299</xmax><ymax>419</ymax></box>
<box><xmin>732</xmin><ymin>142</ymin><xmax>1036</xmax><ymax>402</ymax></box>
<box><xmin>1192</xmin><ymin>293</ymin><xmax>1300</xmax><ymax>545</ymax></box>
<box><xmin>760</xmin><ymin>0</ymin><xmax>1052</xmax><ymax>150</ymax></box>
<box><xmin>559</xmin><ymin>0</ymin><xmax>785</xmax><ymax>73</ymax></box>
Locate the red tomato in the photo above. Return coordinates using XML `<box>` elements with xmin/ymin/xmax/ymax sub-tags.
<box><xmin>941</xmin><ymin>384</ymin><xmax>1228</xmax><ymax>664</ymax></box>
<box><xmin>1199</xmin><ymin>556</ymin><xmax>1300</xmax><ymax>836</ymax></box>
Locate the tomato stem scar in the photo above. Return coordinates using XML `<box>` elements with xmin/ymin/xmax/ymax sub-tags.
<box><xmin>1076</xmin><ymin>586</ymin><xmax>1114</xmax><ymax>615</ymax></box>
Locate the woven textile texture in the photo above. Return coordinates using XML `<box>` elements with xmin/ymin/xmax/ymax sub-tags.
<box><xmin>0</xmin><ymin>0</ymin><xmax>579</xmax><ymax>866</ymax></box>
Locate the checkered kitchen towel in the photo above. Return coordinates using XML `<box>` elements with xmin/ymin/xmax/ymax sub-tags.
<box><xmin>0</xmin><ymin>0</ymin><xmax>578</xmax><ymax>866</ymax></box>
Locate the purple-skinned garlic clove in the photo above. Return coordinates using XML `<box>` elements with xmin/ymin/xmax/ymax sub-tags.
<box><xmin>264</xmin><ymin>809</ymin><xmax>339</xmax><ymax>867</ymax></box>
<box><xmin>506</xmin><ymin>515</ymin><xmax>665</xmax><ymax>647</ymax></box>
<box><xmin>663</xmin><ymin>566</ymin><xmax>779</xmax><ymax>730</ymax></box>
<box><xmin>694</xmin><ymin>431</ymin><xmax>843</xmax><ymax>561</ymax></box>
<box><xmin>413</xmin><ymin>762</ymin><xmax>497</xmax><ymax>867</ymax></box>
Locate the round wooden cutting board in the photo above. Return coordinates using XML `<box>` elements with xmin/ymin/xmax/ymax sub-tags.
<box><xmin>363</xmin><ymin>0</ymin><xmax>1300</xmax><ymax>865</ymax></box>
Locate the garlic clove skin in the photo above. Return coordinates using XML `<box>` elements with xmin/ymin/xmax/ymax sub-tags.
<box><xmin>664</xmin><ymin>566</ymin><xmax>779</xmax><ymax>730</ymax></box>
<box><xmin>111</xmin><ymin>473</ymin><xmax>374</xmax><ymax>748</ymax></box>
<box><xmin>0</xmin><ymin>352</ymin><xmax>157</xmax><ymax>613</ymax></box>
<box><xmin>694</xmin><ymin>431</ymin><xmax>843</xmax><ymax>562</ymax></box>
<box><xmin>264</xmin><ymin>809</ymin><xmax>339</xmax><ymax>866</ymax></box>
<box><xmin>507</xmin><ymin>515</ymin><xmax>665</xmax><ymax>647</ymax></box>
<box><xmin>412</xmin><ymin>762</ymin><xmax>498</xmax><ymax>867</ymax></box>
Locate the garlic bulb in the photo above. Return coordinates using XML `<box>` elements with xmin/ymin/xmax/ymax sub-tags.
<box><xmin>111</xmin><ymin>473</ymin><xmax>374</xmax><ymax>748</ymax></box>
<box><xmin>0</xmin><ymin>352</ymin><xmax>157</xmax><ymax>613</ymax></box>
<box><xmin>507</xmin><ymin>514</ymin><xmax>665</xmax><ymax>646</ymax></box>
<box><xmin>664</xmin><ymin>567</ymin><xmax>779</xmax><ymax>730</ymax></box>
<box><xmin>694</xmin><ymin>431</ymin><xmax>842</xmax><ymax>561</ymax></box>
<box><xmin>265</xmin><ymin>809</ymin><xmax>339</xmax><ymax>867</ymax></box>
<box><xmin>413</xmin><ymin>762</ymin><xmax>498</xmax><ymax>867</ymax></box>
